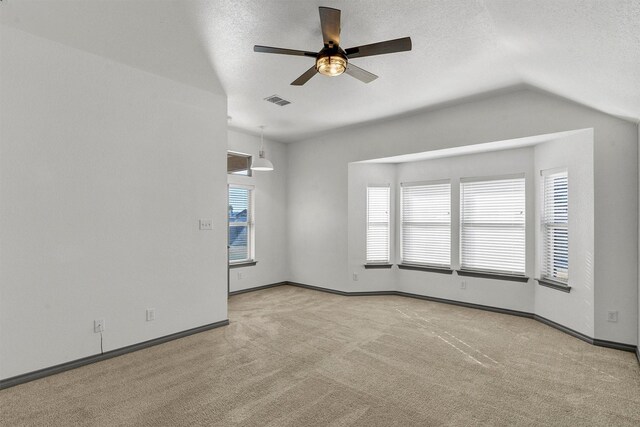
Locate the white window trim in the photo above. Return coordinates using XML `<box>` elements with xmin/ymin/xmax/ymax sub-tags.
<box><xmin>366</xmin><ymin>184</ymin><xmax>391</xmax><ymax>264</ymax></box>
<box><xmin>400</xmin><ymin>179</ymin><xmax>452</xmax><ymax>268</ymax></box>
<box><xmin>460</xmin><ymin>174</ymin><xmax>526</xmax><ymax>276</ymax></box>
<box><xmin>540</xmin><ymin>168</ymin><xmax>569</xmax><ymax>284</ymax></box>
<box><xmin>228</xmin><ymin>184</ymin><xmax>255</xmax><ymax>264</ymax></box>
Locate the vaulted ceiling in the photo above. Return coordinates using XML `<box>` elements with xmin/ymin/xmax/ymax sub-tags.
<box><xmin>2</xmin><ymin>1</ymin><xmax>639</xmax><ymax>142</ymax></box>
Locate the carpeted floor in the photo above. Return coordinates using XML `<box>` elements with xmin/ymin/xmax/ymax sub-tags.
<box><xmin>1</xmin><ymin>285</ymin><xmax>639</xmax><ymax>426</ymax></box>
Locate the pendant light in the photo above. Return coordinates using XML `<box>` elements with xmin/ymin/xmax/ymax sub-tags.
<box><xmin>251</xmin><ymin>125</ymin><xmax>274</xmax><ymax>171</ymax></box>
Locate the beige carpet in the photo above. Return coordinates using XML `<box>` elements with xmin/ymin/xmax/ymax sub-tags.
<box><xmin>1</xmin><ymin>285</ymin><xmax>639</xmax><ymax>426</ymax></box>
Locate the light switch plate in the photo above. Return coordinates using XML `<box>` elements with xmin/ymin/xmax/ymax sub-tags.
<box><xmin>199</xmin><ymin>219</ymin><xmax>213</xmax><ymax>230</ymax></box>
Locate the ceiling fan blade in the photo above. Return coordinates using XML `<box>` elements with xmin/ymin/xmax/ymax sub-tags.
<box><xmin>254</xmin><ymin>45</ymin><xmax>317</xmax><ymax>57</ymax></box>
<box><xmin>345</xmin><ymin>37</ymin><xmax>412</xmax><ymax>59</ymax></box>
<box><xmin>319</xmin><ymin>7</ymin><xmax>341</xmax><ymax>46</ymax></box>
<box><xmin>291</xmin><ymin>65</ymin><xmax>318</xmax><ymax>86</ymax></box>
<box><xmin>344</xmin><ymin>63</ymin><xmax>378</xmax><ymax>83</ymax></box>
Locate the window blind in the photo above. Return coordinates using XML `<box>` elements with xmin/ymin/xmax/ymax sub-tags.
<box><xmin>401</xmin><ymin>181</ymin><xmax>451</xmax><ymax>266</ymax></box>
<box><xmin>228</xmin><ymin>186</ymin><xmax>253</xmax><ymax>262</ymax></box>
<box><xmin>366</xmin><ymin>186</ymin><xmax>390</xmax><ymax>263</ymax></box>
<box><xmin>542</xmin><ymin>170</ymin><xmax>568</xmax><ymax>282</ymax></box>
<box><xmin>460</xmin><ymin>176</ymin><xmax>525</xmax><ymax>275</ymax></box>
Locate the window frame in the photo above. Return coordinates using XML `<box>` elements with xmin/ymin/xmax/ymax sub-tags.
<box><xmin>366</xmin><ymin>185</ymin><xmax>391</xmax><ymax>264</ymax></box>
<box><xmin>459</xmin><ymin>174</ymin><xmax>526</xmax><ymax>276</ymax></box>
<box><xmin>227</xmin><ymin>151</ymin><xmax>252</xmax><ymax>177</ymax></box>
<box><xmin>540</xmin><ymin>168</ymin><xmax>569</xmax><ymax>284</ymax></box>
<box><xmin>400</xmin><ymin>179</ymin><xmax>452</xmax><ymax>268</ymax></box>
<box><xmin>228</xmin><ymin>184</ymin><xmax>255</xmax><ymax>265</ymax></box>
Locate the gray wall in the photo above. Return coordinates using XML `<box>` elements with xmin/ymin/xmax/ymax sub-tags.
<box><xmin>397</xmin><ymin>147</ymin><xmax>535</xmax><ymax>313</ymax></box>
<box><xmin>227</xmin><ymin>130</ymin><xmax>289</xmax><ymax>292</ymax></box>
<box><xmin>348</xmin><ymin>163</ymin><xmax>397</xmax><ymax>291</ymax></box>
<box><xmin>0</xmin><ymin>26</ymin><xmax>229</xmax><ymax>379</ymax></box>
<box><xmin>349</xmin><ymin>136</ymin><xmax>595</xmax><ymax>338</ymax></box>
<box><xmin>288</xmin><ymin>88</ymin><xmax>638</xmax><ymax>345</ymax></box>
<box><xmin>534</xmin><ymin>131</ymin><xmax>595</xmax><ymax>336</ymax></box>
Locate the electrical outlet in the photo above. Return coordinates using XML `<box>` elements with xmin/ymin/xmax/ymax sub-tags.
<box><xmin>146</xmin><ymin>308</ymin><xmax>156</xmax><ymax>322</ymax></box>
<box><xmin>607</xmin><ymin>311</ymin><xmax>618</xmax><ymax>322</ymax></box>
<box><xmin>461</xmin><ymin>280</ymin><xmax>467</xmax><ymax>289</ymax></box>
<box><xmin>352</xmin><ymin>273</ymin><xmax>359</xmax><ymax>281</ymax></box>
<box><xmin>199</xmin><ymin>219</ymin><xmax>213</xmax><ymax>230</ymax></box>
<box><xmin>94</xmin><ymin>319</ymin><xmax>105</xmax><ymax>333</ymax></box>
<box><xmin>237</xmin><ymin>271</ymin><xmax>244</xmax><ymax>280</ymax></box>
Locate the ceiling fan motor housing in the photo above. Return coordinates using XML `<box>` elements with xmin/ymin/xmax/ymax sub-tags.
<box><xmin>316</xmin><ymin>46</ymin><xmax>348</xmax><ymax>77</ymax></box>
<box><xmin>253</xmin><ymin>7</ymin><xmax>412</xmax><ymax>85</ymax></box>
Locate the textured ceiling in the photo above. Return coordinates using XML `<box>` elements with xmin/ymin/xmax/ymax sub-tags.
<box><xmin>2</xmin><ymin>1</ymin><xmax>639</xmax><ymax>142</ymax></box>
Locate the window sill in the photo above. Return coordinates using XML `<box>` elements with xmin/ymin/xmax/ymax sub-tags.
<box><xmin>229</xmin><ymin>261</ymin><xmax>257</xmax><ymax>269</ymax></box>
<box><xmin>364</xmin><ymin>263</ymin><xmax>393</xmax><ymax>269</ymax></box>
<box><xmin>398</xmin><ymin>264</ymin><xmax>454</xmax><ymax>274</ymax></box>
<box><xmin>456</xmin><ymin>269</ymin><xmax>529</xmax><ymax>282</ymax></box>
<box><xmin>536</xmin><ymin>278</ymin><xmax>571</xmax><ymax>293</ymax></box>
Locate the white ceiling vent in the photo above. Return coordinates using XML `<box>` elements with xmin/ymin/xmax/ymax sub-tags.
<box><xmin>264</xmin><ymin>95</ymin><xmax>291</xmax><ymax>107</ymax></box>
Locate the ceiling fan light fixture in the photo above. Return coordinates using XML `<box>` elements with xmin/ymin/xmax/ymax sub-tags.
<box><xmin>316</xmin><ymin>53</ymin><xmax>347</xmax><ymax>77</ymax></box>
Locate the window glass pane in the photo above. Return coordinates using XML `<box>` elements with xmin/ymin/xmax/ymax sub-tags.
<box><xmin>227</xmin><ymin>152</ymin><xmax>252</xmax><ymax>176</ymax></box>
<box><xmin>366</xmin><ymin>186</ymin><xmax>390</xmax><ymax>263</ymax></box>
<box><xmin>460</xmin><ymin>177</ymin><xmax>525</xmax><ymax>274</ymax></box>
<box><xmin>229</xmin><ymin>225</ymin><xmax>248</xmax><ymax>261</ymax></box>
<box><xmin>401</xmin><ymin>182</ymin><xmax>451</xmax><ymax>266</ymax></box>
<box><xmin>542</xmin><ymin>171</ymin><xmax>568</xmax><ymax>282</ymax></box>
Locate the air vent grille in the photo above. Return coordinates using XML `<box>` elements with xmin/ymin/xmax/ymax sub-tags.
<box><xmin>264</xmin><ymin>95</ymin><xmax>291</xmax><ymax>106</ymax></box>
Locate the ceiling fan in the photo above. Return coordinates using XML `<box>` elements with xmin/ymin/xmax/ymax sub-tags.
<box><xmin>254</xmin><ymin>6</ymin><xmax>412</xmax><ymax>86</ymax></box>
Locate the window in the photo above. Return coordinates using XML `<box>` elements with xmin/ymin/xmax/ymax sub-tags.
<box><xmin>541</xmin><ymin>169</ymin><xmax>568</xmax><ymax>283</ymax></box>
<box><xmin>228</xmin><ymin>185</ymin><xmax>253</xmax><ymax>263</ymax></box>
<box><xmin>401</xmin><ymin>181</ymin><xmax>451</xmax><ymax>267</ymax></box>
<box><xmin>366</xmin><ymin>186</ymin><xmax>391</xmax><ymax>263</ymax></box>
<box><xmin>227</xmin><ymin>151</ymin><xmax>252</xmax><ymax>176</ymax></box>
<box><xmin>460</xmin><ymin>175</ymin><xmax>525</xmax><ymax>275</ymax></box>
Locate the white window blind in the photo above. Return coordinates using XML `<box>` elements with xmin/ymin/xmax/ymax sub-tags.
<box><xmin>401</xmin><ymin>181</ymin><xmax>451</xmax><ymax>266</ymax></box>
<box><xmin>542</xmin><ymin>170</ymin><xmax>568</xmax><ymax>283</ymax></box>
<box><xmin>366</xmin><ymin>186</ymin><xmax>390</xmax><ymax>263</ymax></box>
<box><xmin>460</xmin><ymin>176</ymin><xmax>525</xmax><ymax>275</ymax></box>
<box><xmin>228</xmin><ymin>186</ymin><xmax>253</xmax><ymax>263</ymax></box>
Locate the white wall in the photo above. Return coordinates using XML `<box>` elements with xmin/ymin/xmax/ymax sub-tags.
<box><xmin>533</xmin><ymin>131</ymin><xmax>595</xmax><ymax>337</ymax></box>
<box><xmin>288</xmin><ymin>88</ymin><xmax>638</xmax><ymax>345</ymax></box>
<box><xmin>227</xmin><ymin>130</ymin><xmax>288</xmax><ymax>292</ymax></box>
<box><xmin>347</xmin><ymin>163</ymin><xmax>396</xmax><ymax>292</ymax></box>
<box><xmin>0</xmin><ymin>27</ymin><xmax>228</xmax><ymax>379</ymax></box>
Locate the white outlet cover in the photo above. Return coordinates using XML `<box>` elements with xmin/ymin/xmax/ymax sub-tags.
<box><xmin>94</xmin><ymin>319</ymin><xmax>105</xmax><ymax>333</ymax></box>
